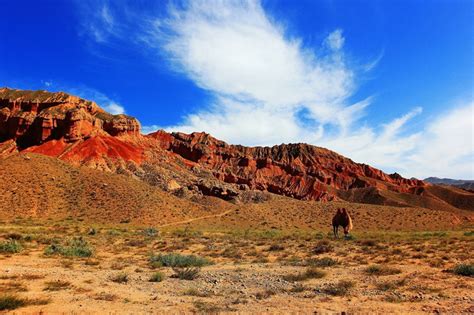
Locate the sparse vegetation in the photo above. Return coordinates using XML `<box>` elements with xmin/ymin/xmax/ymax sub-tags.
<box><xmin>0</xmin><ymin>295</ymin><xmax>49</xmax><ymax>311</ymax></box>
<box><xmin>149</xmin><ymin>272</ymin><xmax>165</xmax><ymax>282</ymax></box>
<box><xmin>44</xmin><ymin>237</ymin><xmax>93</xmax><ymax>257</ymax></box>
<box><xmin>0</xmin><ymin>239</ymin><xmax>23</xmax><ymax>254</ymax></box>
<box><xmin>149</xmin><ymin>253</ymin><xmax>211</xmax><ymax>268</ymax></box>
<box><xmin>43</xmin><ymin>280</ymin><xmax>71</xmax><ymax>291</ymax></box>
<box><xmin>183</xmin><ymin>288</ymin><xmax>211</xmax><ymax>297</ymax></box>
<box><xmin>452</xmin><ymin>264</ymin><xmax>474</xmax><ymax>277</ymax></box>
<box><xmin>110</xmin><ymin>273</ymin><xmax>129</xmax><ymax>283</ymax></box>
<box><xmin>365</xmin><ymin>264</ymin><xmax>402</xmax><ymax>276</ymax></box>
<box><xmin>313</xmin><ymin>240</ymin><xmax>333</xmax><ymax>254</ymax></box>
<box><xmin>172</xmin><ymin>267</ymin><xmax>200</xmax><ymax>280</ymax></box>
<box><xmin>323</xmin><ymin>280</ymin><xmax>355</xmax><ymax>296</ymax></box>
<box><xmin>255</xmin><ymin>289</ymin><xmax>277</xmax><ymax>300</ymax></box>
<box><xmin>283</xmin><ymin>267</ymin><xmax>326</xmax><ymax>282</ymax></box>
<box><xmin>306</xmin><ymin>257</ymin><xmax>338</xmax><ymax>267</ymax></box>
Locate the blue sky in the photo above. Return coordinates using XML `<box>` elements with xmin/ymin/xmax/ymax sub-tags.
<box><xmin>0</xmin><ymin>0</ymin><xmax>473</xmax><ymax>179</ymax></box>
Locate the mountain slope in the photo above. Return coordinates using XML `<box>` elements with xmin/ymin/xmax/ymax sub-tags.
<box><xmin>1</xmin><ymin>87</ymin><xmax>473</xmax><ymax>212</ymax></box>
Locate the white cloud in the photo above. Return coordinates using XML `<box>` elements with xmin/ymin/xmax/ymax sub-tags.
<box><xmin>79</xmin><ymin>0</ymin><xmax>473</xmax><ymax>179</ymax></box>
<box><xmin>66</xmin><ymin>86</ymin><xmax>126</xmax><ymax>115</ymax></box>
<box><xmin>103</xmin><ymin>103</ymin><xmax>125</xmax><ymax>115</ymax></box>
<box><xmin>325</xmin><ymin>29</ymin><xmax>345</xmax><ymax>51</ymax></box>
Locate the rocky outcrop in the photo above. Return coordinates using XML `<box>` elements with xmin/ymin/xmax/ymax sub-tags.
<box><xmin>6</xmin><ymin>87</ymin><xmax>470</xmax><ymax>209</ymax></box>
<box><xmin>149</xmin><ymin>130</ymin><xmax>425</xmax><ymax>201</ymax></box>
<box><xmin>0</xmin><ymin>88</ymin><xmax>140</xmax><ymax>148</ymax></box>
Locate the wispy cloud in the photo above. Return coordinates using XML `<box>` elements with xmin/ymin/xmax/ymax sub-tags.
<box><xmin>78</xmin><ymin>0</ymin><xmax>473</xmax><ymax>179</ymax></box>
<box><xmin>66</xmin><ymin>85</ymin><xmax>126</xmax><ymax>115</ymax></box>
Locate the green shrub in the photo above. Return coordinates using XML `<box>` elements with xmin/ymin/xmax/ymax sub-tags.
<box><xmin>453</xmin><ymin>264</ymin><xmax>474</xmax><ymax>277</ymax></box>
<box><xmin>149</xmin><ymin>253</ymin><xmax>211</xmax><ymax>268</ymax></box>
<box><xmin>43</xmin><ymin>280</ymin><xmax>71</xmax><ymax>291</ymax></box>
<box><xmin>143</xmin><ymin>228</ymin><xmax>158</xmax><ymax>237</ymax></box>
<box><xmin>0</xmin><ymin>295</ymin><xmax>26</xmax><ymax>310</ymax></box>
<box><xmin>44</xmin><ymin>237</ymin><xmax>93</xmax><ymax>257</ymax></box>
<box><xmin>110</xmin><ymin>273</ymin><xmax>128</xmax><ymax>283</ymax></box>
<box><xmin>323</xmin><ymin>280</ymin><xmax>355</xmax><ymax>296</ymax></box>
<box><xmin>306</xmin><ymin>257</ymin><xmax>338</xmax><ymax>268</ymax></box>
<box><xmin>283</xmin><ymin>267</ymin><xmax>326</xmax><ymax>282</ymax></box>
<box><xmin>0</xmin><ymin>294</ymin><xmax>49</xmax><ymax>311</ymax></box>
<box><xmin>0</xmin><ymin>240</ymin><xmax>23</xmax><ymax>254</ymax></box>
<box><xmin>172</xmin><ymin>267</ymin><xmax>200</xmax><ymax>280</ymax></box>
<box><xmin>149</xmin><ymin>272</ymin><xmax>164</xmax><ymax>282</ymax></box>
<box><xmin>365</xmin><ymin>265</ymin><xmax>401</xmax><ymax>276</ymax></box>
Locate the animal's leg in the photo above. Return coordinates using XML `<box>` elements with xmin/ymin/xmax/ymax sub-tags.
<box><xmin>335</xmin><ymin>226</ymin><xmax>339</xmax><ymax>239</ymax></box>
<box><xmin>333</xmin><ymin>225</ymin><xmax>337</xmax><ymax>238</ymax></box>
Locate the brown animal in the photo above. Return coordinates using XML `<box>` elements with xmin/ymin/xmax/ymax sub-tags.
<box><xmin>332</xmin><ymin>207</ymin><xmax>353</xmax><ymax>238</ymax></box>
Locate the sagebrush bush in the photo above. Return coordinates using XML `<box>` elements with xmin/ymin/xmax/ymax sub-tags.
<box><xmin>313</xmin><ymin>240</ymin><xmax>333</xmax><ymax>254</ymax></box>
<box><xmin>323</xmin><ymin>280</ymin><xmax>355</xmax><ymax>296</ymax></box>
<box><xmin>110</xmin><ymin>273</ymin><xmax>128</xmax><ymax>283</ymax></box>
<box><xmin>283</xmin><ymin>267</ymin><xmax>326</xmax><ymax>282</ymax></box>
<box><xmin>0</xmin><ymin>239</ymin><xmax>23</xmax><ymax>254</ymax></box>
<box><xmin>453</xmin><ymin>264</ymin><xmax>474</xmax><ymax>277</ymax></box>
<box><xmin>365</xmin><ymin>265</ymin><xmax>401</xmax><ymax>276</ymax></box>
<box><xmin>0</xmin><ymin>294</ymin><xmax>49</xmax><ymax>311</ymax></box>
<box><xmin>306</xmin><ymin>257</ymin><xmax>338</xmax><ymax>268</ymax></box>
<box><xmin>44</xmin><ymin>237</ymin><xmax>93</xmax><ymax>257</ymax></box>
<box><xmin>149</xmin><ymin>253</ymin><xmax>211</xmax><ymax>268</ymax></box>
<box><xmin>172</xmin><ymin>267</ymin><xmax>200</xmax><ymax>280</ymax></box>
<box><xmin>149</xmin><ymin>272</ymin><xmax>164</xmax><ymax>282</ymax></box>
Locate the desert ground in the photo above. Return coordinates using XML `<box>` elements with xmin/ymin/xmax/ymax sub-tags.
<box><xmin>1</xmin><ymin>217</ymin><xmax>473</xmax><ymax>314</ymax></box>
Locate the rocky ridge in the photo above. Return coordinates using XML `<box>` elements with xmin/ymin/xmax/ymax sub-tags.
<box><xmin>1</xmin><ymin>87</ymin><xmax>471</xmax><ymax>211</ymax></box>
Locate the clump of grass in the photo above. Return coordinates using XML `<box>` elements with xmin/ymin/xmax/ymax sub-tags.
<box><xmin>268</xmin><ymin>244</ymin><xmax>285</xmax><ymax>251</ymax></box>
<box><xmin>306</xmin><ymin>257</ymin><xmax>338</xmax><ymax>268</ymax></box>
<box><xmin>364</xmin><ymin>265</ymin><xmax>401</xmax><ymax>276</ymax></box>
<box><xmin>149</xmin><ymin>272</ymin><xmax>164</xmax><ymax>282</ymax></box>
<box><xmin>43</xmin><ymin>280</ymin><xmax>71</xmax><ymax>291</ymax></box>
<box><xmin>0</xmin><ymin>295</ymin><xmax>49</xmax><ymax>311</ymax></box>
<box><xmin>463</xmin><ymin>231</ymin><xmax>474</xmax><ymax>237</ymax></box>
<box><xmin>183</xmin><ymin>288</ymin><xmax>211</xmax><ymax>297</ymax></box>
<box><xmin>0</xmin><ymin>239</ymin><xmax>23</xmax><ymax>254</ymax></box>
<box><xmin>110</xmin><ymin>273</ymin><xmax>129</xmax><ymax>283</ymax></box>
<box><xmin>193</xmin><ymin>301</ymin><xmax>221</xmax><ymax>314</ymax></box>
<box><xmin>4</xmin><ymin>233</ymin><xmax>23</xmax><ymax>240</ymax></box>
<box><xmin>283</xmin><ymin>267</ymin><xmax>326</xmax><ymax>282</ymax></box>
<box><xmin>172</xmin><ymin>267</ymin><xmax>200</xmax><ymax>280</ymax></box>
<box><xmin>142</xmin><ymin>227</ymin><xmax>158</xmax><ymax>238</ymax></box>
<box><xmin>452</xmin><ymin>264</ymin><xmax>474</xmax><ymax>277</ymax></box>
<box><xmin>323</xmin><ymin>280</ymin><xmax>355</xmax><ymax>296</ymax></box>
<box><xmin>171</xmin><ymin>228</ymin><xmax>202</xmax><ymax>238</ymax></box>
<box><xmin>289</xmin><ymin>284</ymin><xmax>306</xmax><ymax>293</ymax></box>
<box><xmin>376</xmin><ymin>278</ymin><xmax>407</xmax><ymax>291</ymax></box>
<box><xmin>313</xmin><ymin>240</ymin><xmax>333</xmax><ymax>254</ymax></box>
<box><xmin>44</xmin><ymin>237</ymin><xmax>93</xmax><ymax>257</ymax></box>
<box><xmin>1</xmin><ymin>282</ymin><xmax>28</xmax><ymax>293</ymax></box>
<box><xmin>255</xmin><ymin>289</ymin><xmax>276</xmax><ymax>300</ymax></box>
<box><xmin>149</xmin><ymin>253</ymin><xmax>211</xmax><ymax>268</ymax></box>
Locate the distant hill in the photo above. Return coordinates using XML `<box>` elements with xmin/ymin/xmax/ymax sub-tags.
<box><xmin>424</xmin><ymin>177</ymin><xmax>474</xmax><ymax>191</ymax></box>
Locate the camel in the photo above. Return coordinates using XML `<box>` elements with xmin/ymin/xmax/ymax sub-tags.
<box><xmin>332</xmin><ymin>207</ymin><xmax>353</xmax><ymax>238</ymax></box>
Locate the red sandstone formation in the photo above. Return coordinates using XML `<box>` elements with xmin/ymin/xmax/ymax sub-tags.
<box><xmin>148</xmin><ymin>130</ymin><xmax>425</xmax><ymax>201</ymax></box>
<box><xmin>0</xmin><ymin>88</ymin><xmax>140</xmax><ymax>148</ymax></box>
<box><xmin>6</xmin><ymin>87</ymin><xmax>470</xmax><ymax>210</ymax></box>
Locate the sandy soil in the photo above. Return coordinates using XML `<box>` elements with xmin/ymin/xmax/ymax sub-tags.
<box><xmin>1</xmin><ymin>220</ymin><xmax>473</xmax><ymax>314</ymax></box>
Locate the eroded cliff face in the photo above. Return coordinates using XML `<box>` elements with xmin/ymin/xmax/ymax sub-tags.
<box><xmin>0</xmin><ymin>88</ymin><xmax>140</xmax><ymax>148</ymax></box>
<box><xmin>148</xmin><ymin>130</ymin><xmax>425</xmax><ymax>201</ymax></box>
<box><xmin>0</xmin><ymin>87</ymin><xmax>434</xmax><ymax>205</ymax></box>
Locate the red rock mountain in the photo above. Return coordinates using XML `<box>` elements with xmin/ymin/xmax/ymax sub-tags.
<box><xmin>1</xmin><ymin>88</ymin><xmax>472</xmax><ymax>210</ymax></box>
